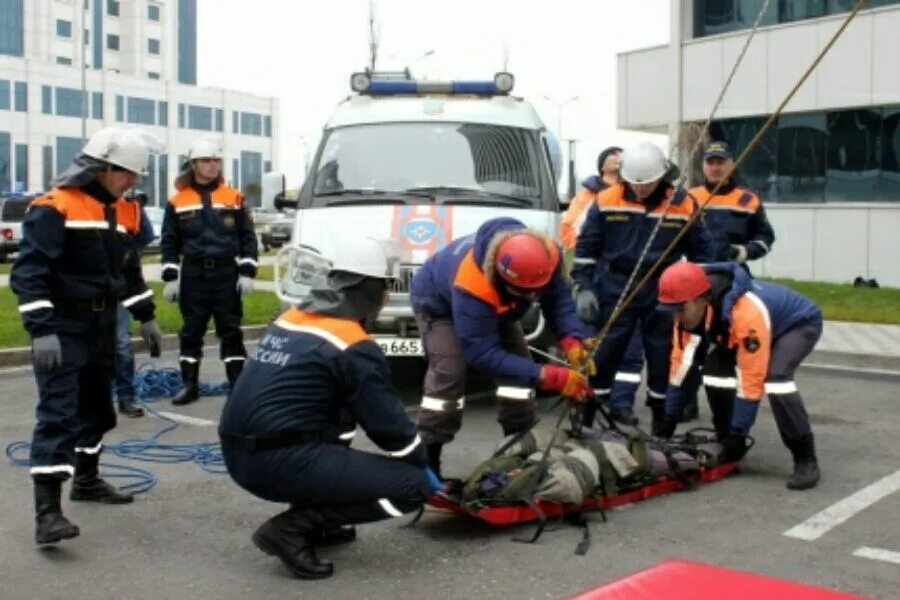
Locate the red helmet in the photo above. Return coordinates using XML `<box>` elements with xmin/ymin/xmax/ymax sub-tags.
<box><xmin>494</xmin><ymin>233</ymin><xmax>560</xmax><ymax>290</ymax></box>
<box><xmin>658</xmin><ymin>262</ymin><xmax>711</xmax><ymax>308</ymax></box>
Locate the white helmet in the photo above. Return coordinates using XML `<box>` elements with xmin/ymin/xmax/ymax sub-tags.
<box><xmin>186</xmin><ymin>138</ymin><xmax>223</xmax><ymax>162</ymax></box>
<box><xmin>330</xmin><ymin>237</ymin><xmax>402</xmax><ymax>280</ymax></box>
<box><xmin>82</xmin><ymin>127</ymin><xmax>158</xmax><ymax>175</ymax></box>
<box><xmin>619</xmin><ymin>142</ymin><xmax>668</xmax><ymax>185</ymax></box>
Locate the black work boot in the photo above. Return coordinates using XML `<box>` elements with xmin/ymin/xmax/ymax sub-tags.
<box><xmin>425</xmin><ymin>443</ymin><xmax>444</xmax><ymax>481</ymax></box>
<box><xmin>650</xmin><ymin>406</ymin><xmax>668</xmax><ymax>437</ymax></box>
<box><xmin>608</xmin><ymin>406</ymin><xmax>638</xmax><ymax>426</ymax></box>
<box><xmin>311</xmin><ymin>525</ymin><xmax>357</xmax><ymax>548</ymax></box>
<box><xmin>225</xmin><ymin>359</ymin><xmax>244</xmax><ymax>389</ymax></box>
<box><xmin>117</xmin><ymin>397</ymin><xmax>144</xmax><ymax>418</ymax></box>
<box><xmin>70</xmin><ymin>452</ymin><xmax>134</xmax><ymax>504</ymax></box>
<box><xmin>785</xmin><ymin>433</ymin><xmax>821</xmax><ymax>491</ymax></box>
<box><xmin>34</xmin><ymin>481</ymin><xmax>80</xmax><ymax>545</ymax></box>
<box><xmin>171</xmin><ymin>360</ymin><xmax>200</xmax><ymax>406</ymax></box>
<box><xmin>252</xmin><ymin>509</ymin><xmax>334</xmax><ymax>579</ymax></box>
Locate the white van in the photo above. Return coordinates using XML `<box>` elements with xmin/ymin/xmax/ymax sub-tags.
<box><xmin>263</xmin><ymin>71</ymin><xmax>563</xmax><ymax>357</ymax></box>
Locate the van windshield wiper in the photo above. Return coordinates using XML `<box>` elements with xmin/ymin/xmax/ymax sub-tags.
<box><xmin>405</xmin><ymin>186</ymin><xmax>533</xmax><ymax>207</ymax></box>
<box><xmin>314</xmin><ymin>189</ymin><xmax>435</xmax><ymax>207</ymax></box>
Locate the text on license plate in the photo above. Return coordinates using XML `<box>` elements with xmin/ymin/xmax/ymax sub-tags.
<box><xmin>374</xmin><ymin>337</ymin><xmax>424</xmax><ymax>357</ymax></box>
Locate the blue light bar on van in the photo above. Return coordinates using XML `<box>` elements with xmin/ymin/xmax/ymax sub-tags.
<box><xmin>351</xmin><ymin>72</ymin><xmax>515</xmax><ymax>96</ymax></box>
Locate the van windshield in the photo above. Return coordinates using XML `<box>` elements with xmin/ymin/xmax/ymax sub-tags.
<box><xmin>311</xmin><ymin>123</ymin><xmax>544</xmax><ymax>206</ymax></box>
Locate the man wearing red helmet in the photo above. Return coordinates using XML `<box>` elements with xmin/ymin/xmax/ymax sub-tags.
<box><xmin>409</xmin><ymin>217</ymin><xmax>593</xmax><ymax>477</ymax></box>
<box><xmin>656</xmin><ymin>261</ymin><xmax>823</xmax><ymax>490</ymax></box>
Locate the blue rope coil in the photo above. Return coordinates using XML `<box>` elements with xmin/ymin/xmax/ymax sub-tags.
<box><xmin>4</xmin><ymin>363</ymin><xmax>232</xmax><ymax>494</ymax></box>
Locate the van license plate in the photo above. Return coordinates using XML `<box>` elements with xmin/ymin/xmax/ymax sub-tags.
<box><xmin>374</xmin><ymin>337</ymin><xmax>424</xmax><ymax>357</ymax></box>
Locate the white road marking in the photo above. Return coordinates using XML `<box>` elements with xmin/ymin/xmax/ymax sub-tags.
<box><xmin>802</xmin><ymin>363</ymin><xmax>900</xmax><ymax>377</ymax></box>
<box><xmin>852</xmin><ymin>546</ymin><xmax>900</xmax><ymax>566</ymax></box>
<box><xmin>153</xmin><ymin>411</ymin><xmax>217</xmax><ymax>427</ymax></box>
<box><xmin>783</xmin><ymin>468</ymin><xmax>900</xmax><ymax>541</ymax></box>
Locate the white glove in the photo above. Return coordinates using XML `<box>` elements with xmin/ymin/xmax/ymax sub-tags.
<box><xmin>164</xmin><ymin>280</ymin><xmax>180</xmax><ymax>303</ymax></box>
<box><xmin>729</xmin><ymin>245</ymin><xmax>749</xmax><ymax>264</ymax></box>
<box><xmin>237</xmin><ymin>276</ymin><xmax>254</xmax><ymax>296</ymax></box>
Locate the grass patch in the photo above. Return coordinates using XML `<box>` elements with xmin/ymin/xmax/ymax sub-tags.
<box><xmin>0</xmin><ymin>283</ymin><xmax>281</xmax><ymax>348</ymax></box>
<box><xmin>766</xmin><ymin>278</ymin><xmax>900</xmax><ymax>325</ymax></box>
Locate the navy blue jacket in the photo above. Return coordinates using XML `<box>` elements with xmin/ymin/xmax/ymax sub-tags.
<box><xmin>572</xmin><ymin>182</ymin><xmax>715</xmax><ymax>307</ymax></box>
<box><xmin>219</xmin><ymin>308</ymin><xmax>426</xmax><ymax>465</ymax></box>
<box><xmin>410</xmin><ymin>217</ymin><xmax>586</xmax><ymax>384</ymax></box>
<box><xmin>689</xmin><ymin>181</ymin><xmax>775</xmax><ymax>262</ymax></box>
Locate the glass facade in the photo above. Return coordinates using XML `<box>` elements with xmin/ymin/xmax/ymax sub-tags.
<box><xmin>42</xmin><ymin>145</ymin><xmax>53</xmax><ymax>189</ymax></box>
<box><xmin>158</xmin><ymin>101</ymin><xmax>168</xmax><ymax>126</ymax></box>
<box><xmin>92</xmin><ymin>0</ymin><xmax>103</xmax><ymax>68</ymax></box>
<box><xmin>694</xmin><ymin>0</ymin><xmax>900</xmax><ymax>38</ymax></box>
<box><xmin>92</xmin><ymin>91</ymin><xmax>103</xmax><ymax>119</ymax></box>
<box><xmin>116</xmin><ymin>94</ymin><xmax>124</xmax><ymax>121</ymax></box>
<box><xmin>55</xmin><ymin>87</ymin><xmax>85</xmax><ymax>118</ymax></box>
<box><xmin>0</xmin><ymin>0</ymin><xmax>24</xmax><ymax>57</ymax></box>
<box><xmin>706</xmin><ymin>104</ymin><xmax>900</xmax><ymax>203</ymax></box>
<box><xmin>187</xmin><ymin>105</ymin><xmax>213</xmax><ymax>130</ymax></box>
<box><xmin>240</xmin><ymin>151</ymin><xmax>262</xmax><ymax>206</ymax></box>
<box><xmin>41</xmin><ymin>86</ymin><xmax>52</xmax><ymax>114</ymax></box>
<box><xmin>177</xmin><ymin>0</ymin><xmax>197</xmax><ymax>85</ymax></box>
<box><xmin>0</xmin><ymin>79</ymin><xmax>8</xmax><ymax>110</ymax></box>
<box><xmin>240</xmin><ymin>112</ymin><xmax>263</xmax><ymax>136</ymax></box>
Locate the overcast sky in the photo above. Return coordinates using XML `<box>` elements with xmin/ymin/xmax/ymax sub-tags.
<box><xmin>197</xmin><ymin>0</ymin><xmax>670</xmax><ymax>186</ymax></box>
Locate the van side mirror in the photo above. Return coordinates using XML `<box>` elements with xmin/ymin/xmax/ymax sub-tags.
<box><xmin>262</xmin><ymin>172</ymin><xmax>297</xmax><ymax>212</ymax></box>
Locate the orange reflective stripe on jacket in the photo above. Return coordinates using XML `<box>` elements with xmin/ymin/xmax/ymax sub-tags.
<box><xmin>596</xmin><ymin>184</ymin><xmax>695</xmax><ymax>221</ymax></box>
<box><xmin>169</xmin><ymin>186</ymin><xmax>243</xmax><ymax>213</ymax></box>
<box><xmin>29</xmin><ymin>187</ymin><xmax>135</xmax><ymax>232</ymax></box>
<box><xmin>453</xmin><ymin>249</ymin><xmax>513</xmax><ymax>314</ymax></box>
<box><xmin>729</xmin><ymin>292</ymin><xmax>772</xmax><ymax>400</ymax></box>
<box><xmin>273</xmin><ymin>308</ymin><xmax>371</xmax><ymax>351</ymax></box>
<box><xmin>560</xmin><ymin>188</ymin><xmax>597</xmax><ymax>250</ymax></box>
<box><xmin>689</xmin><ymin>186</ymin><xmax>760</xmax><ymax>214</ymax></box>
<box><xmin>669</xmin><ymin>309</ymin><xmax>713</xmax><ymax>386</ymax></box>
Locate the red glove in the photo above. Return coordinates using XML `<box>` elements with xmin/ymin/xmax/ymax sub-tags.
<box><xmin>557</xmin><ymin>336</ymin><xmax>596</xmax><ymax>376</ymax></box>
<box><xmin>539</xmin><ymin>365</ymin><xmax>592</xmax><ymax>402</ymax></box>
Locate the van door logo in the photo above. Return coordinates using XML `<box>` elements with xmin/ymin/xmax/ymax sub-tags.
<box><xmin>390</xmin><ymin>205</ymin><xmax>453</xmax><ymax>260</ymax></box>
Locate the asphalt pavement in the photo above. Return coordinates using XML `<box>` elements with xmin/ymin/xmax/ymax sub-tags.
<box><xmin>0</xmin><ymin>347</ymin><xmax>897</xmax><ymax>599</ymax></box>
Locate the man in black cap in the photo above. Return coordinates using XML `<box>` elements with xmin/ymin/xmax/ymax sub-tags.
<box><xmin>560</xmin><ymin>146</ymin><xmax>622</xmax><ymax>250</ymax></box>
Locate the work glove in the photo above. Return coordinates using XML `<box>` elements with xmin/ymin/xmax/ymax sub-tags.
<box><xmin>424</xmin><ymin>467</ymin><xmax>444</xmax><ymax>493</ymax></box>
<box><xmin>32</xmin><ymin>334</ymin><xmax>62</xmax><ymax>372</ymax></box>
<box><xmin>729</xmin><ymin>244</ymin><xmax>749</xmax><ymax>264</ymax></box>
<box><xmin>163</xmin><ymin>280</ymin><xmax>179</xmax><ymax>303</ymax></box>
<box><xmin>538</xmin><ymin>365</ymin><xmax>592</xmax><ymax>402</ymax></box>
<box><xmin>575</xmin><ymin>289</ymin><xmax>600</xmax><ymax>324</ymax></box>
<box><xmin>721</xmin><ymin>431</ymin><xmax>750</xmax><ymax>462</ymax></box>
<box><xmin>139</xmin><ymin>319</ymin><xmax>163</xmax><ymax>358</ymax></box>
<box><xmin>236</xmin><ymin>276</ymin><xmax>254</xmax><ymax>296</ymax></box>
<box><xmin>557</xmin><ymin>336</ymin><xmax>597</xmax><ymax>376</ymax></box>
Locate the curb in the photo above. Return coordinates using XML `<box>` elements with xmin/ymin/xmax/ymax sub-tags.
<box><xmin>0</xmin><ymin>325</ymin><xmax>269</xmax><ymax>368</ymax></box>
<box><xmin>806</xmin><ymin>349</ymin><xmax>900</xmax><ymax>373</ymax></box>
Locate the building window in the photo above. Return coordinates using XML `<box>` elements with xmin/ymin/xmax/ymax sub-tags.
<box><xmin>127</xmin><ymin>96</ymin><xmax>156</xmax><ymax>125</ymax></box>
<box><xmin>15</xmin><ymin>143</ymin><xmax>28</xmax><ymax>191</ymax></box>
<box><xmin>106</xmin><ymin>0</ymin><xmax>120</xmax><ymax>17</ymax></box>
<box><xmin>55</xmin><ymin>87</ymin><xmax>86</xmax><ymax>118</ymax></box>
<box><xmin>56</xmin><ymin>19</ymin><xmax>72</xmax><ymax>38</ymax></box>
<box><xmin>84</xmin><ymin>29</ymin><xmax>90</xmax><ymax>45</ymax></box>
<box><xmin>215</xmin><ymin>109</ymin><xmax>224</xmax><ymax>132</ymax></box>
<box><xmin>107</xmin><ymin>34</ymin><xmax>119</xmax><ymax>50</ymax></box>
<box><xmin>1</xmin><ymin>0</ymin><xmax>25</xmax><ymax>57</ymax></box>
<box><xmin>0</xmin><ymin>132</ymin><xmax>9</xmax><ymax>192</ymax></box>
<box><xmin>264</xmin><ymin>160</ymin><xmax>272</xmax><ymax>173</ymax></box>
<box><xmin>232</xmin><ymin>158</ymin><xmax>240</xmax><ymax>188</ymax></box>
<box><xmin>56</xmin><ymin>56</ymin><xmax>73</xmax><ymax>65</ymax></box>
<box><xmin>148</xmin><ymin>71</ymin><xmax>160</xmax><ymax>80</ymax></box>
<box><xmin>264</xmin><ymin>115</ymin><xmax>272</xmax><ymax>137</ymax></box>
<box><xmin>177</xmin><ymin>0</ymin><xmax>197</xmax><ymax>84</ymax></box>
<box><xmin>158</xmin><ymin>100</ymin><xmax>168</xmax><ymax>126</ymax></box>
<box><xmin>115</xmin><ymin>94</ymin><xmax>124</xmax><ymax>121</ymax></box>
<box><xmin>0</xmin><ymin>79</ymin><xmax>8</xmax><ymax>110</ymax></box>
<box><xmin>826</xmin><ymin>108</ymin><xmax>882</xmax><ymax>203</ymax></box>
<box><xmin>91</xmin><ymin>91</ymin><xmax>103</xmax><ymax>119</ymax></box>
<box><xmin>178</xmin><ymin>103</ymin><xmax>185</xmax><ymax>128</ymax></box>
<box><xmin>158</xmin><ymin>153</ymin><xmax>168</xmax><ymax>205</ymax></box>
<box><xmin>187</xmin><ymin>105</ymin><xmax>213</xmax><ymax>131</ymax></box>
<box><xmin>148</xmin><ymin>38</ymin><xmax>160</xmax><ymax>55</ymax></box>
<box><xmin>232</xmin><ymin>111</ymin><xmax>239</xmax><ymax>134</ymax></box>
<box><xmin>56</xmin><ymin>137</ymin><xmax>83</xmax><ymax>176</ymax></box>
<box><xmin>241</xmin><ymin>151</ymin><xmax>263</xmax><ymax>206</ymax></box>
<box><xmin>14</xmin><ymin>81</ymin><xmax>26</xmax><ymax>112</ymax></box>
<box><xmin>41</xmin><ymin>85</ymin><xmax>52</xmax><ymax>114</ymax></box>
<box><xmin>148</xmin><ymin>4</ymin><xmax>160</xmax><ymax>21</ymax></box>
<box><xmin>240</xmin><ymin>112</ymin><xmax>263</xmax><ymax>136</ymax></box>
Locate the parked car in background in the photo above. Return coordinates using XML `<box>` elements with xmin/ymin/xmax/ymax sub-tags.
<box><xmin>260</xmin><ymin>209</ymin><xmax>294</xmax><ymax>251</ymax></box>
<box><xmin>0</xmin><ymin>193</ymin><xmax>36</xmax><ymax>263</ymax></box>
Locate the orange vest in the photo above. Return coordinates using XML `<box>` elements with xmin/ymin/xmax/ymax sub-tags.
<box><xmin>452</xmin><ymin>249</ymin><xmax>515</xmax><ymax>314</ymax></box>
<box><xmin>688</xmin><ymin>186</ymin><xmax>760</xmax><ymax>214</ymax></box>
<box><xmin>30</xmin><ymin>187</ymin><xmax>139</xmax><ymax>235</ymax></box>
<box><xmin>168</xmin><ymin>186</ymin><xmax>243</xmax><ymax>214</ymax></box>
<box><xmin>273</xmin><ymin>308</ymin><xmax>371</xmax><ymax>350</ymax></box>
